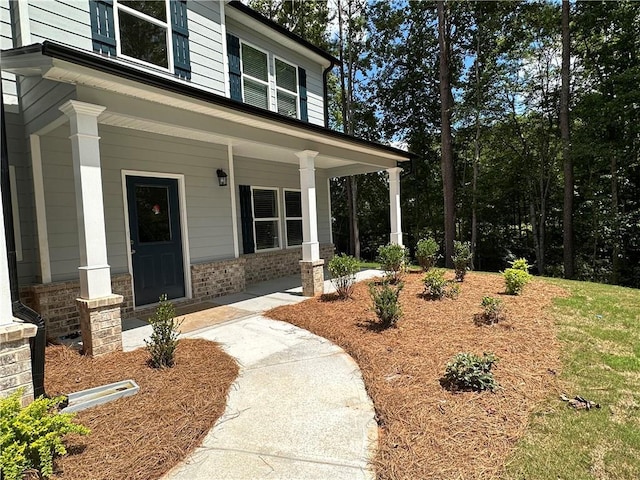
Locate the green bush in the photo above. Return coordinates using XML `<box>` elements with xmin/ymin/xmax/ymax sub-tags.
<box><xmin>376</xmin><ymin>243</ymin><xmax>407</xmax><ymax>283</ymax></box>
<box><xmin>504</xmin><ymin>258</ymin><xmax>532</xmax><ymax>295</ymax></box>
<box><xmin>0</xmin><ymin>390</ymin><xmax>90</xmax><ymax>480</ymax></box>
<box><xmin>480</xmin><ymin>296</ymin><xmax>504</xmax><ymax>325</ymax></box>
<box><xmin>415</xmin><ymin>237</ymin><xmax>439</xmax><ymax>272</ymax></box>
<box><xmin>452</xmin><ymin>240</ymin><xmax>473</xmax><ymax>282</ymax></box>
<box><xmin>369</xmin><ymin>281</ymin><xmax>404</xmax><ymax>328</ymax></box>
<box><xmin>328</xmin><ymin>254</ymin><xmax>360</xmax><ymax>299</ymax></box>
<box><xmin>146</xmin><ymin>294</ymin><xmax>182</xmax><ymax>368</ymax></box>
<box><xmin>423</xmin><ymin>269</ymin><xmax>459</xmax><ymax>300</ymax></box>
<box><xmin>442</xmin><ymin>352</ymin><xmax>499</xmax><ymax>392</ymax></box>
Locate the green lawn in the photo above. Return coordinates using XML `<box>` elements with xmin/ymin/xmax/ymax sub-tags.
<box><xmin>506</xmin><ymin>278</ymin><xmax>640</xmax><ymax>479</ymax></box>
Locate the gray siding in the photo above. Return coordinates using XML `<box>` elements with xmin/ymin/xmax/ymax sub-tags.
<box><xmin>187</xmin><ymin>0</ymin><xmax>226</xmax><ymax>96</ymax></box>
<box><xmin>19</xmin><ymin>76</ymin><xmax>76</xmax><ymax>135</ymax></box>
<box><xmin>1</xmin><ymin>0</ymin><xmax>17</xmax><ymax>106</ymax></box>
<box><xmin>226</xmin><ymin>17</ymin><xmax>325</xmax><ymax>126</ymax></box>
<box><xmin>5</xmin><ymin>111</ymin><xmax>38</xmax><ymax>285</ymax></box>
<box><xmin>234</xmin><ymin>156</ymin><xmax>332</xmax><ymax>253</ymax></box>
<box><xmin>27</xmin><ymin>0</ymin><xmax>92</xmax><ymax>50</ymax></box>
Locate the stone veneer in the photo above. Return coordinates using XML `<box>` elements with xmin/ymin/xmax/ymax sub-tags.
<box><xmin>243</xmin><ymin>243</ymin><xmax>335</xmax><ymax>285</ymax></box>
<box><xmin>300</xmin><ymin>259</ymin><xmax>325</xmax><ymax>296</ymax></box>
<box><xmin>0</xmin><ymin>322</ymin><xmax>37</xmax><ymax>406</ymax></box>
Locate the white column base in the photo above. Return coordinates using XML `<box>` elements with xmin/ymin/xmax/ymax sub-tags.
<box><xmin>390</xmin><ymin>232</ymin><xmax>403</xmax><ymax>246</ymax></box>
<box><xmin>78</xmin><ymin>265</ymin><xmax>113</xmax><ymax>299</ymax></box>
<box><xmin>302</xmin><ymin>242</ymin><xmax>320</xmax><ymax>262</ymax></box>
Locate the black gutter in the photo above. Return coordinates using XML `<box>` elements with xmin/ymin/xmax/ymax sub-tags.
<box><xmin>3</xmin><ymin>42</ymin><xmax>414</xmax><ymax>159</ymax></box>
<box><xmin>1</xmin><ymin>82</ymin><xmax>46</xmax><ymax>398</ymax></box>
<box><xmin>227</xmin><ymin>1</ymin><xmax>340</xmax><ymax>66</ymax></box>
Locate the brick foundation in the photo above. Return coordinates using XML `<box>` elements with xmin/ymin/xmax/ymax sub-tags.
<box><xmin>0</xmin><ymin>322</ymin><xmax>37</xmax><ymax>406</ymax></box>
<box><xmin>300</xmin><ymin>259</ymin><xmax>325</xmax><ymax>296</ymax></box>
<box><xmin>76</xmin><ymin>295</ymin><xmax>123</xmax><ymax>357</ymax></box>
<box><xmin>244</xmin><ymin>243</ymin><xmax>334</xmax><ymax>285</ymax></box>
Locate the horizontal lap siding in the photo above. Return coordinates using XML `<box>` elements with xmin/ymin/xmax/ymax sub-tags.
<box><xmin>233</xmin><ymin>156</ymin><xmax>332</xmax><ymax>251</ymax></box>
<box><xmin>226</xmin><ymin>17</ymin><xmax>325</xmax><ymax>127</ymax></box>
<box><xmin>27</xmin><ymin>0</ymin><xmax>92</xmax><ymax>50</ymax></box>
<box><xmin>1</xmin><ymin>0</ymin><xmax>17</xmax><ymax>106</ymax></box>
<box><xmin>19</xmin><ymin>76</ymin><xmax>76</xmax><ymax>135</ymax></box>
<box><xmin>187</xmin><ymin>1</ymin><xmax>226</xmax><ymax>95</ymax></box>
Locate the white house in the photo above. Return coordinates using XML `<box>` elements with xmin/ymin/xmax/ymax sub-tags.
<box><xmin>0</xmin><ymin>0</ymin><xmax>409</xmax><ymax>402</ymax></box>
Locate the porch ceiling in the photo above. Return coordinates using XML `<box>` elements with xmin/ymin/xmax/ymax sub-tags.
<box><xmin>2</xmin><ymin>43</ymin><xmax>412</xmax><ymax>176</ymax></box>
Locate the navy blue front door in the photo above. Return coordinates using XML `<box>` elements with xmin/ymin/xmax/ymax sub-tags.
<box><xmin>126</xmin><ymin>176</ymin><xmax>185</xmax><ymax>306</ymax></box>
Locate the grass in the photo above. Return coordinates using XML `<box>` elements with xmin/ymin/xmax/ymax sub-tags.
<box><xmin>505</xmin><ymin>278</ymin><xmax>640</xmax><ymax>479</ymax></box>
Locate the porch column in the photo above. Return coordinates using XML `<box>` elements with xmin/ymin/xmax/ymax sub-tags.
<box><xmin>59</xmin><ymin>100</ymin><xmax>122</xmax><ymax>357</ymax></box>
<box><xmin>296</xmin><ymin>150</ymin><xmax>324</xmax><ymax>296</ymax></box>
<box><xmin>388</xmin><ymin>167</ymin><xmax>403</xmax><ymax>246</ymax></box>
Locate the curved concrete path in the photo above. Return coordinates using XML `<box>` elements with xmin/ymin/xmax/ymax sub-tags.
<box><xmin>163</xmin><ymin>315</ymin><xmax>377</xmax><ymax>479</ymax></box>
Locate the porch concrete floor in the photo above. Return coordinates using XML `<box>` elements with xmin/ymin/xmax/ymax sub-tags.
<box><xmin>121</xmin><ymin>269</ymin><xmax>381</xmax><ymax>480</ymax></box>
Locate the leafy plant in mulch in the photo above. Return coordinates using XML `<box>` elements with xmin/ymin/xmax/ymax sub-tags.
<box><xmin>146</xmin><ymin>294</ymin><xmax>183</xmax><ymax>368</ymax></box>
<box><xmin>328</xmin><ymin>253</ymin><xmax>360</xmax><ymax>299</ymax></box>
<box><xmin>369</xmin><ymin>281</ymin><xmax>404</xmax><ymax>329</ymax></box>
<box><xmin>442</xmin><ymin>352</ymin><xmax>499</xmax><ymax>392</ymax></box>
<box><xmin>452</xmin><ymin>240</ymin><xmax>473</xmax><ymax>282</ymax></box>
<box><xmin>415</xmin><ymin>237</ymin><xmax>439</xmax><ymax>272</ymax></box>
<box><xmin>376</xmin><ymin>243</ymin><xmax>407</xmax><ymax>284</ymax></box>
<box><xmin>423</xmin><ymin>269</ymin><xmax>459</xmax><ymax>300</ymax></box>
<box><xmin>504</xmin><ymin>258</ymin><xmax>532</xmax><ymax>295</ymax></box>
<box><xmin>476</xmin><ymin>296</ymin><xmax>505</xmax><ymax>325</ymax></box>
<box><xmin>0</xmin><ymin>389</ymin><xmax>90</xmax><ymax>480</ymax></box>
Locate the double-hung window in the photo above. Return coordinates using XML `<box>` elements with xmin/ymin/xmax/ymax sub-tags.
<box><xmin>252</xmin><ymin>188</ymin><xmax>280</xmax><ymax>250</ymax></box>
<box><xmin>275</xmin><ymin>58</ymin><xmax>299</xmax><ymax>118</ymax></box>
<box><xmin>284</xmin><ymin>189</ymin><xmax>303</xmax><ymax>247</ymax></box>
<box><xmin>115</xmin><ymin>1</ymin><xmax>172</xmax><ymax>70</ymax></box>
<box><xmin>241</xmin><ymin>43</ymin><xmax>270</xmax><ymax>110</ymax></box>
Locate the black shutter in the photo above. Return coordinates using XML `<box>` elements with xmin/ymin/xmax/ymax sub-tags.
<box><xmin>239</xmin><ymin>185</ymin><xmax>255</xmax><ymax>254</ymax></box>
<box><xmin>298</xmin><ymin>67</ymin><xmax>308</xmax><ymax>122</ymax></box>
<box><xmin>90</xmin><ymin>0</ymin><xmax>116</xmax><ymax>56</ymax></box>
<box><xmin>227</xmin><ymin>33</ymin><xmax>242</xmax><ymax>102</ymax></box>
<box><xmin>171</xmin><ymin>0</ymin><xmax>191</xmax><ymax>80</ymax></box>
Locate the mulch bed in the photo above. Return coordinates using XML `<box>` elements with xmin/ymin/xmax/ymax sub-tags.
<box><xmin>45</xmin><ymin>339</ymin><xmax>238</xmax><ymax>480</ymax></box>
<box><xmin>267</xmin><ymin>270</ymin><xmax>568</xmax><ymax>479</ymax></box>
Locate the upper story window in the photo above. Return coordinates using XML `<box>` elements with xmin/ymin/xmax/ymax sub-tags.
<box><xmin>241</xmin><ymin>43</ymin><xmax>270</xmax><ymax>110</ymax></box>
<box><xmin>227</xmin><ymin>33</ymin><xmax>308</xmax><ymax>122</ymax></box>
<box><xmin>90</xmin><ymin>0</ymin><xmax>191</xmax><ymax>79</ymax></box>
<box><xmin>116</xmin><ymin>1</ymin><xmax>171</xmax><ymax>69</ymax></box>
<box><xmin>275</xmin><ymin>58</ymin><xmax>298</xmax><ymax>118</ymax></box>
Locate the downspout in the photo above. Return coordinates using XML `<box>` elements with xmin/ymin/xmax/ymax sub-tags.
<box><xmin>322</xmin><ymin>60</ymin><xmax>336</xmax><ymax>129</ymax></box>
<box><xmin>1</xmin><ymin>83</ymin><xmax>46</xmax><ymax>398</ymax></box>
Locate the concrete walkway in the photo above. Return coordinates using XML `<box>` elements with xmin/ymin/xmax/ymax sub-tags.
<box><xmin>121</xmin><ymin>270</ymin><xmax>381</xmax><ymax>480</ymax></box>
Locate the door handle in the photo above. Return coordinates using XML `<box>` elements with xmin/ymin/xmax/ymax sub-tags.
<box><xmin>131</xmin><ymin>249</ymin><xmax>136</xmax><ymax>255</ymax></box>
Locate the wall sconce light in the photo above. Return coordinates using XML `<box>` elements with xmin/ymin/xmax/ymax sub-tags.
<box><xmin>216</xmin><ymin>169</ymin><xmax>228</xmax><ymax>187</ymax></box>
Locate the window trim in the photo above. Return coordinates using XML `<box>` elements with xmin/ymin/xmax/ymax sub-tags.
<box><xmin>273</xmin><ymin>55</ymin><xmax>300</xmax><ymax>119</ymax></box>
<box><xmin>250</xmin><ymin>186</ymin><xmax>281</xmax><ymax>251</ymax></box>
<box><xmin>240</xmin><ymin>40</ymin><xmax>272</xmax><ymax>110</ymax></box>
<box><xmin>113</xmin><ymin>0</ymin><xmax>174</xmax><ymax>73</ymax></box>
<box><xmin>283</xmin><ymin>188</ymin><xmax>303</xmax><ymax>249</ymax></box>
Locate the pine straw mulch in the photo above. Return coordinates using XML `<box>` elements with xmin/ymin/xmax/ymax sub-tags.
<box><xmin>45</xmin><ymin>339</ymin><xmax>238</xmax><ymax>480</ymax></box>
<box><xmin>267</xmin><ymin>270</ymin><xmax>569</xmax><ymax>480</ymax></box>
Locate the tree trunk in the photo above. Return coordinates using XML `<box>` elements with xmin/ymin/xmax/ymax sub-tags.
<box><xmin>437</xmin><ymin>0</ymin><xmax>455</xmax><ymax>268</ymax></box>
<box><xmin>561</xmin><ymin>0</ymin><xmax>574</xmax><ymax>278</ymax></box>
<box><xmin>611</xmin><ymin>155</ymin><xmax>620</xmax><ymax>283</ymax></box>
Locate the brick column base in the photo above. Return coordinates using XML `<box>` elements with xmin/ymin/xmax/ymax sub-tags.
<box><xmin>76</xmin><ymin>295</ymin><xmax>123</xmax><ymax>357</ymax></box>
<box><xmin>0</xmin><ymin>322</ymin><xmax>37</xmax><ymax>406</ymax></box>
<box><xmin>300</xmin><ymin>259</ymin><xmax>325</xmax><ymax>297</ymax></box>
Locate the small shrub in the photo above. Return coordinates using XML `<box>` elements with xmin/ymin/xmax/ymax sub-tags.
<box><xmin>376</xmin><ymin>243</ymin><xmax>407</xmax><ymax>283</ymax></box>
<box><xmin>328</xmin><ymin>254</ymin><xmax>360</xmax><ymax>299</ymax></box>
<box><xmin>504</xmin><ymin>257</ymin><xmax>532</xmax><ymax>295</ymax></box>
<box><xmin>442</xmin><ymin>352</ymin><xmax>499</xmax><ymax>392</ymax></box>
<box><xmin>423</xmin><ymin>269</ymin><xmax>459</xmax><ymax>300</ymax></box>
<box><xmin>415</xmin><ymin>237</ymin><xmax>439</xmax><ymax>272</ymax></box>
<box><xmin>452</xmin><ymin>240</ymin><xmax>472</xmax><ymax>282</ymax></box>
<box><xmin>0</xmin><ymin>390</ymin><xmax>90</xmax><ymax>480</ymax></box>
<box><xmin>146</xmin><ymin>294</ymin><xmax>182</xmax><ymax>368</ymax></box>
<box><xmin>369</xmin><ymin>281</ymin><xmax>404</xmax><ymax>328</ymax></box>
<box><xmin>480</xmin><ymin>296</ymin><xmax>504</xmax><ymax>325</ymax></box>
